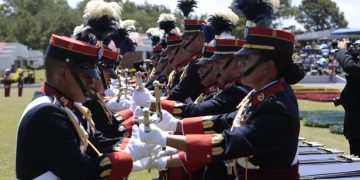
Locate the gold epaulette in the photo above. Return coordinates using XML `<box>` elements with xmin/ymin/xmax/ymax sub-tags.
<box><xmin>179</xmin><ymin>64</ymin><xmax>189</xmax><ymax>82</ymax></box>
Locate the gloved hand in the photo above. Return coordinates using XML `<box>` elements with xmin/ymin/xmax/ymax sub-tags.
<box><xmin>131</xmin><ymin>156</ymin><xmax>167</xmax><ymax>171</ymax></box>
<box><xmin>138</xmin><ymin>124</ymin><xmax>168</xmax><ymax>147</ymax></box>
<box><xmin>106</xmin><ymin>97</ymin><xmax>132</xmax><ymax>112</ymax></box>
<box><xmin>157</xmin><ymin>146</ymin><xmax>179</xmax><ymax>158</ymax></box>
<box><xmin>129</xmin><ymin>102</ymin><xmax>137</xmax><ymax>113</ymax></box>
<box><xmin>104</xmin><ymin>88</ymin><xmax>116</xmax><ymax>97</ymax></box>
<box><xmin>152</xmin><ymin>156</ymin><xmax>167</xmax><ymax>171</ymax></box>
<box><xmin>155</xmin><ymin>110</ymin><xmax>178</xmax><ymax>132</ymax></box>
<box><xmin>133</xmin><ymin>106</ymin><xmax>143</xmax><ymax>119</ymax></box>
<box><xmin>125</xmin><ymin>125</ymin><xmax>156</xmax><ymax>161</ymax></box>
<box><xmin>132</xmin><ymin>157</ymin><xmax>152</xmax><ymax>172</ymax></box>
<box><xmin>132</xmin><ymin>88</ymin><xmax>154</xmax><ymax>108</ymax></box>
<box><xmin>150</xmin><ymin>145</ymin><xmax>178</xmax><ymax>159</ymax></box>
<box><xmin>136</xmin><ymin>110</ymin><xmax>178</xmax><ymax>132</ymax></box>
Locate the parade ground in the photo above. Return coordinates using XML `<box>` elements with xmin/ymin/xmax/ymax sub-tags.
<box><xmin>0</xmin><ymin>86</ymin><xmax>348</xmax><ymax>179</ymax></box>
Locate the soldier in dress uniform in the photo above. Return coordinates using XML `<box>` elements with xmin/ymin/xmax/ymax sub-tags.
<box><xmin>3</xmin><ymin>69</ymin><xmax>11</xmax><ymax>97</ymax></box>
<box><xmin>18</xmin><ymin>71</ymin><xmax>24</xmax><ymax>97</ymax></box>
<box><xmin>167</xmin><ymin>0</ymin><xmax>205</xmax><ymax>103</ymax></box>
<box><xmin>137</xmin><ymin>26</ymin><xmax>305</xmax><ymax>180</ymax></box>
<box><xmin>160</xmin><ymin>38</ymin><xmax>250</xmax><ymax>119</ymax></box>
<box><xmin>16</xmin><ymin>34</ymin><xmax>136</xmax><ymax>179</ymax></box>
<box><xmin>159</xmin><ymin>9</ymin><xmax>251</xmax><ymax>119</ymax></box>
<box><xmin>145</xmin><ymin>27</ymin><xmax>167</xmax><ymax>90</ymax></box>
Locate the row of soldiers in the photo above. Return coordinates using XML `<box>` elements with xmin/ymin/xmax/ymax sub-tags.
<box><xmin>16</xmin><ymin>0</ymin><xmax>306</xmax><ymax>179</ymax></box>
<box><xmin>2</xmin><ymin>69</ymin><xmax>24</xmax><ymax>97</ymax></box>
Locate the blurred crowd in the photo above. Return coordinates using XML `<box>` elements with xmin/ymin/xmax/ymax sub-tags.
<box><xmin>293</xmin><ymin>41</ymin><xmax>348</xmax><ymax>78</ymax></box>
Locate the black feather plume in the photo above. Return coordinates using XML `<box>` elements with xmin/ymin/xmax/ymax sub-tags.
<box><xmin>234</xmin><ymin>0</ymin><xmax>277</xmax><ymax>26</ymax></box>
<box><xmin>159</xmin><ymin>21</ymin><xmax>176</xmax><ymax>34</ymax></box>
<box><xmin>151</xmin><ymin>36</ymin><xmax>161</xmax><ymax>46</ymax></box>
<box><xmin>111</xmin><ymin>27</ymin><xmax>128</xmax><ymax>49</ymax></box>
<box><xmin>161</xmin><ymin>38</ymin><xmax>167</xmax><ymax>49</ymax></box>
<box><xmin>208</xmin><ymin>15</ymin><xmax>235</xmax><ymax>36</ymax></box>
<box><xmin>177</xmin><ymin>0</ymin><xmax>198</xmax><ymax>17</ymax></box>
<box><xmin>76</xmin><ymin>31</ymin><xmax>97</xmax><ymax>45</ymax></box>
<box><xmin>203</xmin><ymin>25</ymin><xmax>215</xmax><ymax>43</ymax></box>
<box><xmin>85</xmin><ymin>16</ymin><xmax>119</xmax><ymax>42</ymax></box>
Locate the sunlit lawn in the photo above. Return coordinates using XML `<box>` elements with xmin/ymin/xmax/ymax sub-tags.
<box><xmin>0</xmin><ymin>88</ymin><xmax>349</xmax><ymax>179</ymax></box>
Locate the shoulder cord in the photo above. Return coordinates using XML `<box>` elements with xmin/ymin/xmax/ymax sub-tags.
<box><xmin>62</xmin><ymin>106</ymin><xmax>102</xmax><ymax>157</ymax></box>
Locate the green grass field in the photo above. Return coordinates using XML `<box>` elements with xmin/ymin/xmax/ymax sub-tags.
<box><xmin>0</xmin><ymin>88</ymin><xmax>349</xmax><ymax>179</ymax></box>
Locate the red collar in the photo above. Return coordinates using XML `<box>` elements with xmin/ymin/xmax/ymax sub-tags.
<box><xmin>205</xmin><ymin>82</ymin><xmax>222</xmax><ymax>94</ymax></box>
<box><xmin>175</xmin><ymin>50</ymin><xmax>202</xmax><ymax>72</ymax></box>
<box><xmin>40</xmin><ymin>83</ymin><xmax>74</xmax><ymax>109</ymax></box>
<box><xmin>223</xmin><ymin>76</ymin><xmax>242</xmax><ymax>89</ymax></box>
<box><xmin>250</xmin><ymin>81</ymin><xmax>283</xmax><ymax>106</ymax></box>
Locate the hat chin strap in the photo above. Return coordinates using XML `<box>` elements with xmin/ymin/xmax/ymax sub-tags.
<box><xmin>241</xmin><ymin>55</ymin><xmax>268</xmax><ymax>78</ymax></box>
<box><xmin>97</xmin><ymin>65</ymin><xmax>109</xmax><ymax>90</ymax></box>
<box><xmin>200</xmin><ymin>65</ymin><xmax>213</xmax><ymax>81</ymax></box>
<box><xmin>168</xmin><ymin>46</ymin><xmax>181</xmax><ymax>64</ymax></box>
<box><xmin>65</xmin><ymin>61</ymin><xmax>91</xmax><ymax>98</ymax></box>
<box><xmin>216</xmin><ymin>57</ymin><xmax>234</xmax><ymax>80</ymax></box>
<box><xmin>182</xmin><ymin>33</ymin><xmax>199</xmax><ymax>50</ymax></box>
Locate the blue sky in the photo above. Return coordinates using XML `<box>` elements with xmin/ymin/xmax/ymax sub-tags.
<box><xmin>66</xmin><ymin>0</ymin><xmax>360</xmax><ymax>29</ymax></box>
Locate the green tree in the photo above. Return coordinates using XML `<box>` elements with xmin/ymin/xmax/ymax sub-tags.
<box><xmin>0</xmin><ymin>0</ymin><xmax>81</xmax><ymax>50</ymax></box>
<box><xmin>295</xmin><ymin>0</ymin><xmax>348</xmax><ymax>31</ymax></box>
<box><xmin>273</xmin><ymin>0</ymin><xmax>298</xmax><ymax>28</ymax></box>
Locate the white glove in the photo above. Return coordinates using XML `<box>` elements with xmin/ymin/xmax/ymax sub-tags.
<box><xmin>138</xmin><ymin>124</ymin><xmax>168</xmax><ymax>147</ymax></box>
<box><xmin>133</xmin><ymin>106</ymin><xmax>144</xmax><ymax>118</ymax></box>
<box><xmin>132</xmin><ymin>88</ymin><xmax>154</xmax><ymax>108</ymax></box>
<box><xmin>106</xmin><ymin>97</ymin><xmax>132</xmax><ymax>112</ymax></box>
<box><xmin>151</xmin><ymin>145</ymin><xmax>179</xmax><ymax>158</ymax></box>
<box><xmin>136</xmin><ymin>110</ymin><xmax>178</xmax><ymax>132</ymax></box>
<box><xmin>155</xmin><ymin>110</ymin><xmax>179</xmax><ymax>132</ymax></box>
<box><xmin>132</xmin><ymin>157</ymin><xmax>152</xmax><ymax>172</ymax></box>
<box><xmin>131</xmin><ymin>156</ymin><xmax>167</xmax><ymax>171</ymax></box>
<box><xmin>152</xmin><ymin>156</ymin><xmax>167</xmax><ymax>171</ymax></box>
<box><xmin>157</xmin><ymin>146</ymin><xmax>179</xmax><ymax>158</ymax></box>
<box><xmin>104</xmin><ymin>88</ymin><xmax>116</xmax><ymax>96</ymax></box>
<box><xmin>125</xmin><ymin>125</ymin><xmax>156</xmax><ymax>161</ymax></box>
<box><xmin>129</xmin><ymin>102</ymin><xmax>137</xmax><ymax>113</ymax></box>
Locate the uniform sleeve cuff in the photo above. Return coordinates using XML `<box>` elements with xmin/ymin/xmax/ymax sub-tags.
<box><xmin>106</xmin><ymin>151</ymin><xmax>133</xmax><ymax>180</ymax></box>
<box><xmin>182</xmin><ymin>117</ymin><xmax>205</xmax><ymax>134</ymax></box>
<box><xmin>115</xmin><ymin>109</ymin><xmax>133</xmax><ymax>120</ymax></box>
<box><xmin>161</xmin><ymin>100</ymin><xmax>176</xmax><ymax>114</ymax></box>
<box><xmin>185</xmin><ymin>134</ymin><xmax>212</xmax><ymax>164</ymax></box>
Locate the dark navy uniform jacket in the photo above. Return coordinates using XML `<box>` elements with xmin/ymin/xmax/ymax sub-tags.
<box><xmin>16</xmin><ymin>92</ymin><xmax>98</xmax><ymax>179</ymax></box>
<box><xmin>168</xmin><ymin>60</ymin><xmax>204</xmax><ymax>102</ymax></box>
<box><xmin>83</xmin><ymin>93</ymin><xmax>124</xmax><ymax>139</ymax></box>
<box><xmin>176</xmin><ymin>84</ymin><xmax>250</xmax><ymax>118</ymax></box>
<box><xmin>16</xmin><ymin>86</ymin><xmax>122</xmax><ymax>179</ymax></box>
<box><xmin>335</xmin><ymin>49</ymin><xmax>360</xmax><ymax>139</ymax></box>
<box><xmin>182</xmin><ymin>81</ymin><xmax>300</xmax><ymax>180</ymax></box>
<box><xmin>145</xmin><ymin>72</ymin><xmax>168</xmax><ymax>90</ymax></box>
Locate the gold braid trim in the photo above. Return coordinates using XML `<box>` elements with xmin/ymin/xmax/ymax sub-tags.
<box><xmin>194</xmin><ymin>93</ymin><xmax>205</xmax><ymax>104</ymax></box>
<box><xmin>74</xmin><ymin>103</ymin><xmax>96</xmax><ymax>135</ymax></box>
<box><xmin>231</xmin><ymin>90</ymin><xmax>254</xmax><ymax>131</ymax></box>
<box><xmin>149</xmin><ymin>68</ymin><xmax>156</xmax><ymax>79</ymax></box>
<box><xmin>62</xmin><ymin>107</ymin><xmax>89</xmax><ymax>155</ymax></box>
<box><xmin>179</xmin><ymin>64</ymin><xmax>189</xmax><ymax>82</ymax></box>
<box><xmin>167</xmin><ymin>70</ymin><xmax>176</xmax><ymax>91</ymax></box>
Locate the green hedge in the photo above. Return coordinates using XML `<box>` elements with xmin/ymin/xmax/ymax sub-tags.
<box><xmin>329</xmin><ymin>124</ymin><xmax>344</xmax><ymax>134</ymax></box>
<box><xmin>301</xmin><ymin>110</ymin><xmax>344</xmax><ymax>128</ymax></box>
